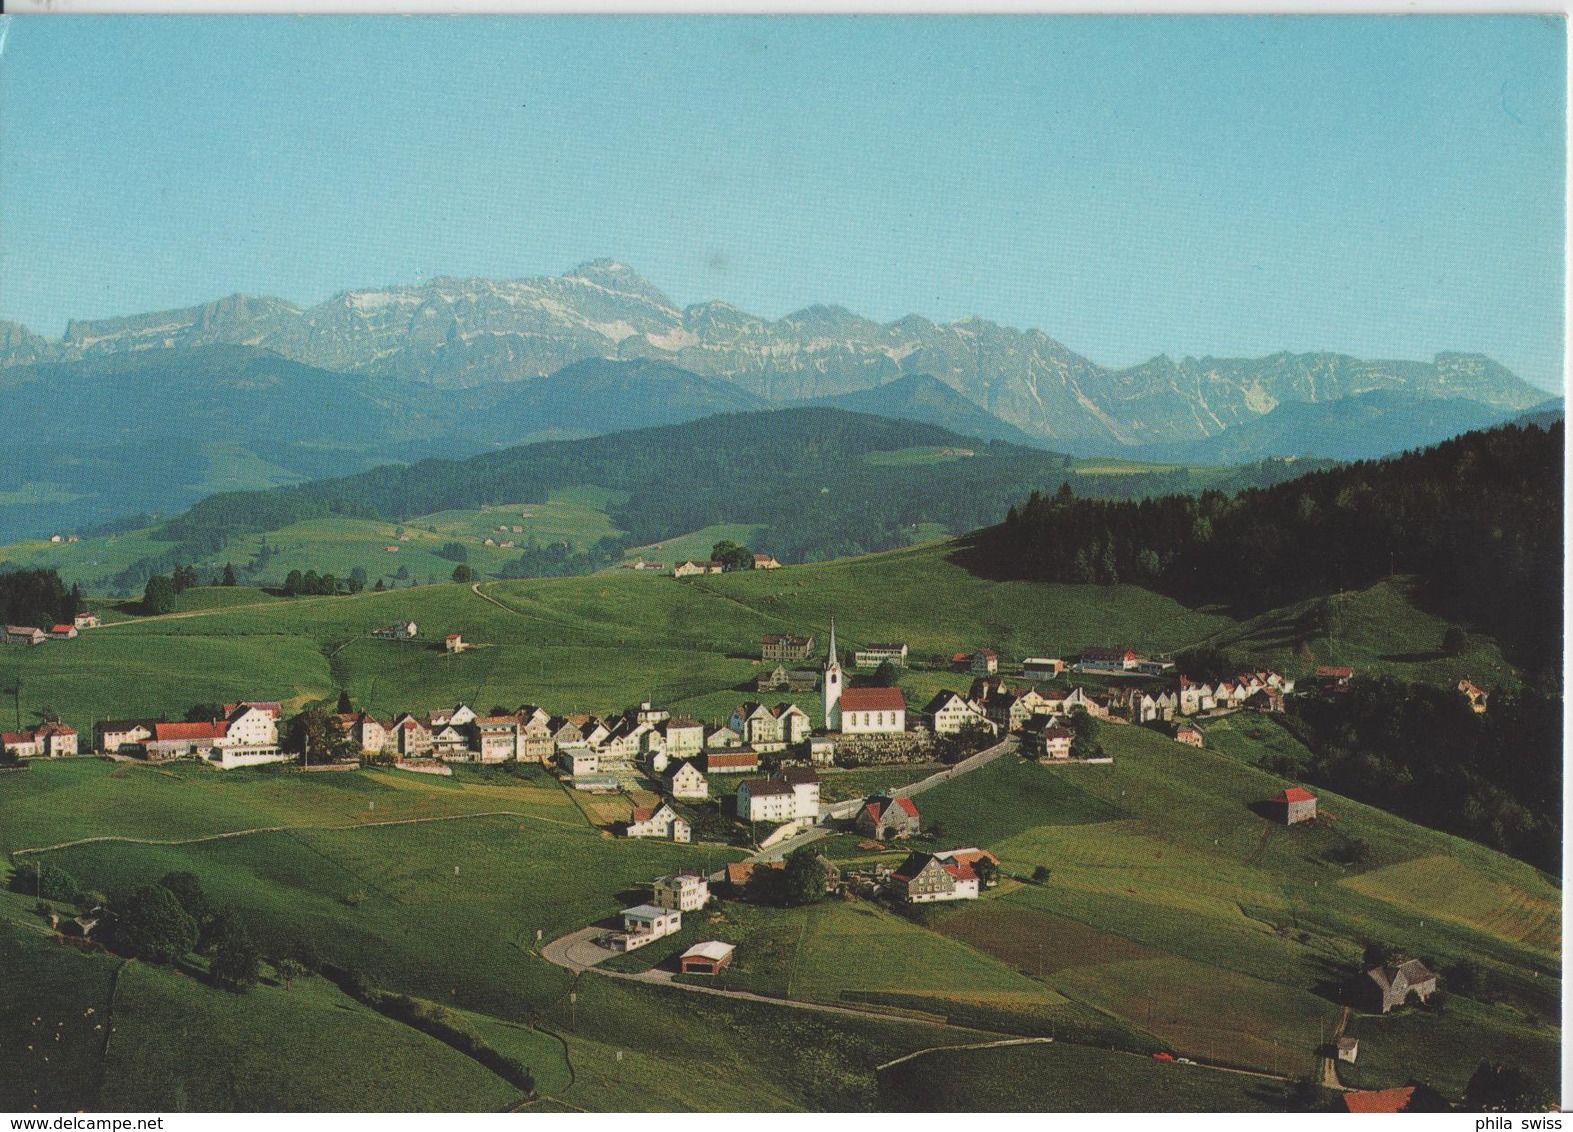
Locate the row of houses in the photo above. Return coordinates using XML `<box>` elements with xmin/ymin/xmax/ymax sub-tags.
<box><xmin>2</xmin><ymin>611</ymin><xmax>101</xmax><ymax>646</ymax></box>
<box><xmin>95</xmin><ymin>702</ymin><xmax>287</xmax><ymax>769</ymax></box>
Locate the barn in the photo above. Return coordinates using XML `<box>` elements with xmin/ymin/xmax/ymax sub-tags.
<box><xmin>679</xmin><ymin>941</ymin><xmax>735</xmax><ymax>975</ymax></box>
<box><xmin>1270</xmin><ymin>786</ymin><xmax>1318</xmax><ymax>824</ymax></box>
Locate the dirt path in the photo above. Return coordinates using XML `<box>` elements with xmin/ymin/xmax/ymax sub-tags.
<box><xmin>875</xmin><ymin>1036</ymin><xmax>1054</xmax><ymax>1071</ymax></box>
<box><xmin>10</xmin><ymin>807</ymin><xmax>585</xmax><ymax>859</ymax></box>
<box><xmin>1320</xmin><ymin>1005</ymin><xmax>1353</xmax><ymax>1090</ymax></box>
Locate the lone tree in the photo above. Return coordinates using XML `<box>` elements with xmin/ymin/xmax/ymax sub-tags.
<box><xmin>157</xmin><ymin>871</ymin><xmax>214</xmax><ymax>931</ymax></box>
<box><xmin>1441</xmin><ymin>626</ymin><xmax>1468</xmax><ymax>657</ymax></box>
<box><xmin>287</xmin><ymin>705</ymin><xmax>361</xmax><ymax>763</ymax></box>
<box><xmin>208</xmin><ymin>915</ymin><xmax>262</xmax><ymax>993</ymax></box>
<box><xmin>336</xmin><ymin>689</ymin><xmax>354</xmax><ymax>715</ymax></box>
<box><xmin>220</xmin><ymin>563</ymin><xmax>238</xmax><ymax>587</ymax></box>
<box><xmin>451</xmin><ymin>564</ymin><xmax>475</xmax><ymax>584</ymax></box>
<box><xmin>781</xmin><ymin>847</ymin><xmax>827</xmax><ymax>907</ymax></box>
<box><xmin>868</xmin><ymin>660</ymin><xmax>901</xmax><ymax>688</ymax></box>
<box><xmin>105</xmin><ymin>884</ymin><xmax>197</xmax><ymax>964</ymax></box>
<box><xmin>710</xmin><ymin>540</ymin><xmax>755</xmax><ymax>572</ymax></box>
<box><xmin>1031</xmin><ymin>865</ymin><xmax>1052</xmax><ymax>885</ymax></box>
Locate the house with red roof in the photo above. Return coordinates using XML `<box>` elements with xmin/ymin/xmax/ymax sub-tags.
<box><xmin>1341</xmin><ymin>1084</ymin><xmax>1450</xmax><ymax>1113</ymax></box>
<box><xmin>1270</xmin><ymin>786</ymin><xmax>1318</xmax><ymax>824</ymax></box>
<box><xmin>48</xmin><ymin>623</ymin><xmax>78</xmax><ymax>640</ymax></box>
<box><xmin>1317</xmin><ymin>665</ymin><xmax>1355</xmax><ymax>692</ymax></box>
<box><xmin>855</xmin><ymin>795</ymin><xmax>920</xmax><ymax>841</ymax></box>
<box><xmin>625</xmin><ymin>801</ymin><xmax>690</xmax><ymax>842</ymax></box>
<box><xmin>835</xmin><ymin>686</ymin><xmax>906</xmax><ymax>735</ymax></box>
<box><xmin>888</xmin><ymin>847</ymin><xmax>993</xmax><ymax>903</ymax></box>
<box><xmin>3</xmin><ymin>721</ymin><xmax>79</xmax><ymax>759</ymax></box>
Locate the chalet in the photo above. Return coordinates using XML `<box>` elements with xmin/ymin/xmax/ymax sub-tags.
<box><xmin>664</xmin><ymin>758</ymin><xmax>709</xmax><ymax>799</ymax></box>
<box><xmin>1076</xmin><ymin>647</ymin><xmax>1143</xmax><ymax>674</ymax></box>
<box><xmin>95</xmin><ymin>719</ymin><xmax>155</xmax><ymax>755</ymax></box>
<box><xmin>761</xmin><ymin>633</ymin><xmax>815</xmax><ymax>663</ymax></box>
<box><xmin>970</xmin><ymin>649</ymin><xmax>999</xmax><ymax>676</ymax></box>
<box><xmin>679</xmin><ymin>941</ymin><xmax>735</xmax><ymax>975</ymax></box>
<box><xmin>1174</xmin><ymin>725</ymin><xmax>1204</xmax><ymax>748</ymax></box>
<box><xmin>1269</xmin><ymin>786</ymin><xmax>1317</xmax><ymax>825</ymax></box>
<box><xmin>1458</xmin><ymin>679</ymin><xmax>1489</xmax><ymax>714</ymax></box>
<box><xmin>701</xmin><ymin>747</ymin><xmax>759</xmax><ymax>775</ymax></box>
<box><xmin>73</xmin><ymin>612</ymin><xmax>101</xmax><ymax>629</ymax></box>
<box><xmin>856</xmin><ymin>795</ymin><xmax>920</xmax><ymax>841</ymax></box>
<box><xmin>835</xmin><ymin>686</ymin><xmax>906</xmax><ymax>735</ymax></box>
<box><xmin>1020</xmin><ymin>716</ymin><xmax>1073</xmax><ymax>759</ymax></box>
<box><xmin>889</xmin><ymin>849</ymin><xmax>985</xmax><ymax>904</ymax></box>
<box><xmin>922</xmin><ymin>690</ymin><xmax>996</xmax><ymax>736</ymax></box>
<box><xmin>610</xmin><ymin>904</ymin><xmax>682</xmax><ymax>952</ymax></box>
<box><xmin>1366</xmin><ymin>959</ymin><xmax>1438</xmax><ymax>1013</ymax></box>
<box><xmin>652</xmin><ymin>872</ymin><xmax>710</xmax><ymax>911</ymax></box>
<box><xmin>48</xmin><ymin>624</ymin><xmax>77</xmax><ymax>640</ymax></box>
<box><xmin>1317</xmin><ymin>665</ymin><xmax>1355</xmax><ymax>692</ymax></box>
<box><xmin>854</xmin><ymin>643</ymin><xmax>909</xmax><ymax>669</ymax></box>
<box><xmin>752</xmin><ymin>553</ymin><xmax>781</xmax><ymax>570</ymax></box>
<box><xmin>2</xmin><ymin>625</ymin><xmax>46</xmax><ymax>646</ymax></box>
<box><xmin>625</xmin><ymin>802</ymin><xmax>690</xmax><ymax>842</ymax></box>
<box><xmin>1022</xmin><ymin>657</ymin><xmax>1065</xmax><ymax>680</ymax></box>
<box><xmin>372</xmin><ymin>620</ymin><xmax>418</xmax><ymax>640</ymax></box>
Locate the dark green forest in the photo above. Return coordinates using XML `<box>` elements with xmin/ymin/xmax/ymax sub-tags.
<box><xmin>971</xmin><ymin>422</ymin><xmax>1563</xmax><ymax>681</ymax></box>
<box><xmin>147</xmin><ymin>409</ymin><xmax>1319</xmax><ymax>580</ymax></box>
<box><xmin>0</xmin><ymin>569</ymin><xmax>82</xmax><ymax>629</ymax></box>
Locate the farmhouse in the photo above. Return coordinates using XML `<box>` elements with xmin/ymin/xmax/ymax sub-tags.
<box><xmin>754</xmin><ymin>665</ymin><xmax>818</xmax><ymax>694</ymax></box>
<box><xmin>679</xmin><ymin>941</ymin><xmax>735</xmax><ymax>975</ymax></box>
<box><xmin>922</xmin><ymin>690</ymin><xmax>996</xmax><ymax>736</ymax></box>
<box><xmin>1020</xmin><ymin>716</ymin><xmax>1073</xmax><ymax>759</ymax></box>
<box><xmin>73</xmin><ymin>612</ymin><xmax>101</xmax><ymax>629</ymax></box>
<box><xmin>1366</xmin><ymin>959</ymin><xmax>1438</xmax><ymax>1013</ymax></box>
<box><xmin>1022</xmin><ymin>657</ymin><xmax>1065</xmax><ymax>679</ymax></box>
<box><xmin>2</xmin><ymin>625</ymin><xmax>46</xmax><ymax>646</ymax></box>
<box><xmin>833</xmin><ymin>686</ymin><xmax>907</xmax><ymax>735</ymax></box>
<box><xmin>2</xmin><ymin>721</ymin><xmax>78</xmax><ymax>758</ymax></box>
<box><xmin>856</xmin><ymin>795</ymin><xmax>921</xmax><ymax>841</ymax></box>
<box><xmin>889</xmin><ymin>850</ymin><xmax>981</xmax><ymax>903</ymax></box>
<box><xmin>752</xmin><ymin>553</ymin><xmax>782</xmax><ymax>569</ymax></box>
<box><xmin>1269</xmin><ymin>786</ymin><xmax>1317</xmax><ymax>824</ymax></box>
<box><xmin>1174</xmin><ymin>725</ymin><xmax>1204</xmax><ymax>748</ymax></box>
<box><xmin>672</xmin><ymin>560</ymin><xmax>724</xmax><ymax>578</ymax></box>
<box><xmin>969</xmin><ymin>648</ymin><xmax>999</xmax><ymax>676</ymax></box>
<box><xmin>761</xmin><ymin>633</ymin><xmax>815</xmax><ymax>662</ymax></box>
<box><xmin>626</xmin><ymin>802</ymin><xmax>690</xmax><ymax>842</ymax></box>
<box><xmin>444</xmin><ymin>633</ymin><xmax>465</xmax><ymax>653</ymax></box>
<box><xmin>1458</xmin><ymin>678</ymin><xmax>1489</xmax><ymax>713</ymax></box>
<box><xmin>1341</xmin><ymin>1085</ymin><xmax>1450</xmax><ymax>1114</ymax></box>
<box><xmin>610</xmin><ymin>904</ymin><xmax>682</xmax><ymax>952</ymax></box>
<box><xmin>95</xmin><ymin>719</ymin><xmax>156</xmax><ymax>754</ymax></box>
<box><xmin>48</xmin><ymin>623</ymin><xmax>78</xmax><ymax>640</ymax></box>
<box><xmin>1317</xmin><ymin>665</ymin><xmax>1355</xmax><ymax>691</ymax></box>
<box><xmin>854</xmin><ymin>642</ymin><xmax>909</xmax><ymax>669</ymax></box>
<box><xmin>652</xmin><ymin>872</ymin><xmax>710</xmax><ymax>911</ymax></box>
<box><xmin>372</xmin><ymin>620</ymin><xmax>419</xmax><ymax>640</ymax></box>
<box><xmin>664</xmin><ymin>758</ymin><xmax>709</xmax><ymax>799</ymax></box>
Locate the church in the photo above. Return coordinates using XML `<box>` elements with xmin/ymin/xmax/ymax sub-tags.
<box><xmin>823</xmin><ymin>621</ymin><xmax>908</xmax><ymax>735</ymax></box>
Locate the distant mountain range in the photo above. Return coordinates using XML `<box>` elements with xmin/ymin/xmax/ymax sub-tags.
<box><xmin>0</xmin><ymin>260</ymin><xmax>1557</xmax><ymax>539</ymax></box>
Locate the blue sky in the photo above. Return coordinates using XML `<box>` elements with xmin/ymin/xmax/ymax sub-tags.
<box><xmin>0</xmin><ymin>15</ymin><xmax>1564</xmax><ymax>391</ymax></box>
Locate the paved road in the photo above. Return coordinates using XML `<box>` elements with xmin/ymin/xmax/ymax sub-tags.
<box><xmin>539</xmin><ymin>925</ymin><xmax>621</xmax><ymax>973</ymax></box>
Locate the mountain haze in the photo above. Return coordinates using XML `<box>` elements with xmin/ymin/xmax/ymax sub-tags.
<box><xmin>4</xmin><ymin>261</ymin><xmax>1545</xmax><ymax>452</ymax></box>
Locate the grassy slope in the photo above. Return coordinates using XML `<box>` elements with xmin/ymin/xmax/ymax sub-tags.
<box><xmin>913</xmin><ymin>722</ymin><xmax>1559</xmax><ymax>1087</ymax></box>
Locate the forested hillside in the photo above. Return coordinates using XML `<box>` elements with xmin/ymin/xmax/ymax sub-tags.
<box><xmin>970</xmin><ymin>422</ymin><xmax>1563</xmax><ymax>680</ymax></box>
<box><xmin>148</xmin><ymin>410</ymin><xmax>1318</xmax><ymax>573</ymax></box>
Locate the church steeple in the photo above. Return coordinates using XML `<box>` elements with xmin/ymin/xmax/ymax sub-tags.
<box><xmin>822</xmin><ymin>617</ymin><xmax>842</xmax><ymax>731</ymax></box>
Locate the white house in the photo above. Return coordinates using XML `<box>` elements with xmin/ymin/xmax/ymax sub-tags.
<box><xmin>557</xmin><ymin>743</ymin><xmax>599</xmax><ymax>777</ymax></box>
<box><xmin>611</xmin><ymin>904</ymin><xmax>683</xmax><ymax>951</ymax></box>
<box><xmin>652</xmin><ymin>872</ymin><xmax>710</xmax><ymax>912</ymax></box>
<box><xmin>922</xmin><ymin>690</ymin><xmax>997</xmax><ymax>736</ymax></box>
<box><xmin>836</xmin><ymin>687</ymin><xmax>907</xmax><ymax>735</ymax></box>
<box><xmin>626</xmin><ymin>802</ymin><xmax>690</xmax><ymax>842</ymax></box>
<box><xmin>664</xmin><ymin>758</ymin><xmax>709</xmax><ymax>799</ymax></box>
<box><xmin>736</xmin><ymin>769</ymin><xmax>819</xmax><ymax>823</ymax></box>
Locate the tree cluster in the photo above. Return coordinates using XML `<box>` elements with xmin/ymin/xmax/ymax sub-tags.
<box><xmin>0</xmin><ymin>568</ymin><xmax>82</xmax><ymax>626</ymax></box>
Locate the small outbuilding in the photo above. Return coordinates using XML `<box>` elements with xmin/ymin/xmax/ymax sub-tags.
<box><xmin>1336</xmin><ymin>1037</ymin><xmax>1359</xmax><ymax>1063</ymax></box>
<box><xmin>1269</xmin><ymin>786</ymin><xmax>1317</xmax><ymax>824</ymax></box>
<box><xmin>679</xmin><ymin>940</ymin><xmax>736</xmax><ymax>976</ymax></box>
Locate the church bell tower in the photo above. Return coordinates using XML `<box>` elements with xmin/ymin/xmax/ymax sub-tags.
<box><xmin>823</xmin><ymin>618</ymin><xmax>842</xmax><ymax>731</ymax></box>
